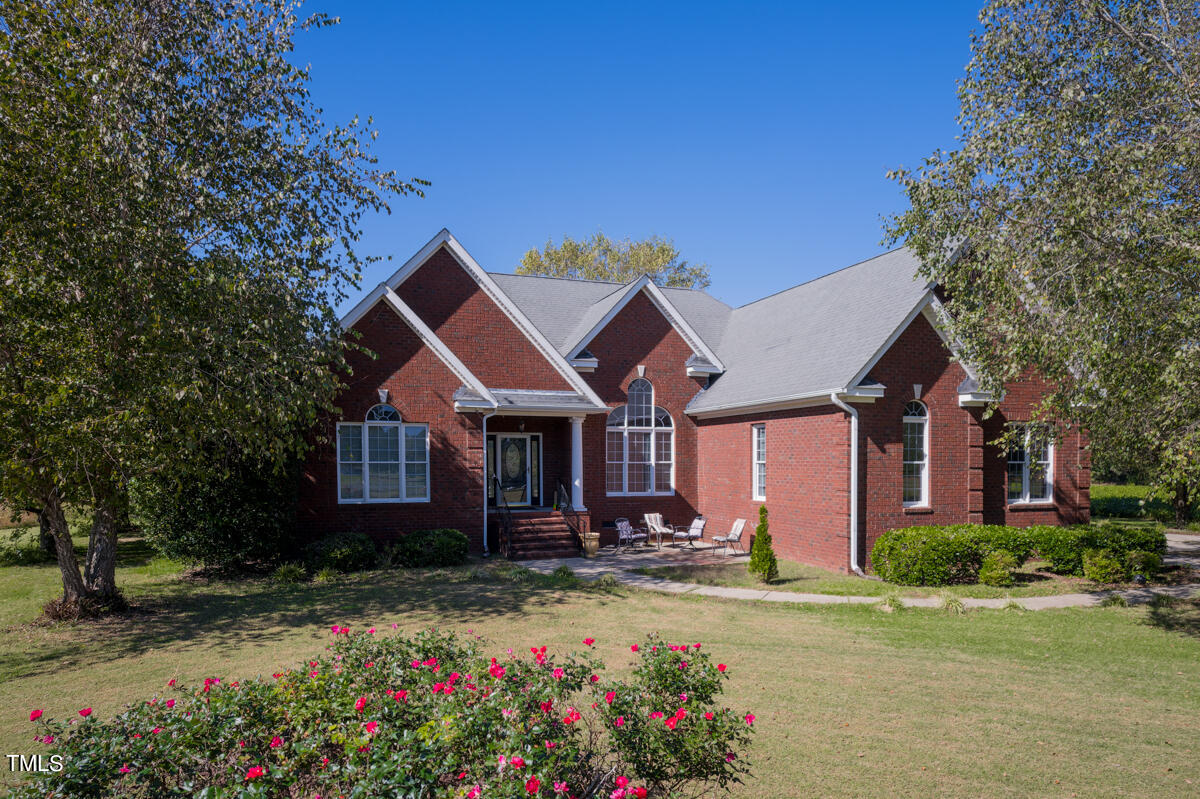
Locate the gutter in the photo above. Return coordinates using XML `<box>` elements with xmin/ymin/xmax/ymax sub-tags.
<box><xmin>829</xmin><ymin>393</ymin><xmax>867</xmax><ymax>577</ymax></box>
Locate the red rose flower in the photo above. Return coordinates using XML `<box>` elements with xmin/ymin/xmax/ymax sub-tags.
<box><xmin>525</xmin><ymin>775</ymin><xmax>541</xmax><ymax>794</ymax></box>
<box><xmin>29</xmin><ymin>710</ymin><xmax>43</xmax><ymax>722</ymax></box>
<box><xmin>245</xmin><ymin>765</ymin><xmax>265</xmax><ymax>780</ymax></box>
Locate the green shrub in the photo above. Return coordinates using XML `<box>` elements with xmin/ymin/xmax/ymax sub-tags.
<box><xmin>963</xmin><ymin>524</ymin><xmax>1035</xmax><ymax>565</ymax></box>
<box><xmin>870</xmin><ymin>526</ymin><xmax>985</xmax><ymax>586</ymax></box>
<box><xmin>1087</xmin><ymin>523</ymin><xmax>1167</xmax><ymax>557</ymax></box>
<box><xmin>747</xmin><ymin>506</ymin><xmax>779</xmax><ymax>583</ymax></box>
<box><xmin>1027</xmin><ymin>525</ymin><xmax>1088</xmax><ymax>574</ymax></box>
<box><xmin>1125</xmin><ymin>549</ymin><xmax>1163</xmax><ymax>579</ymax></box>
<box><xmin>305</xmin><ymin>531</ymin><xmax>377</xmax><ymax>573</ymax></box>
<box><xmin>1083</xmin><ymin>549</ymin><xmax>1128</xmax><ymax>583</ymax></box>
<box><xmin>271</xmin><ymin>562</ymin><xmax>307</xmax><ymax>585</ymax></box>
<box><xmin>131</xmin><ymin>454</ymin><xmax>299</xmax><ymax>569</ymax></box>
<box><xmin>1029</xmin><ymin>524</ymin><xmax>1166</xmax><ymax>575</ymax></box>
<box><xmin>17</xmin><ymin>629</ymin><xmax>755</xmax><ymax>798</ymax></box>
<box><xmin>979</xmin><ymin>549</ymin><xmax>1018</xmax><ymax>587</ymax></box>
<box><xmin>391</xmin><ymin>528</ymin><xmax>469</xmax><ymax>568</ymax></box>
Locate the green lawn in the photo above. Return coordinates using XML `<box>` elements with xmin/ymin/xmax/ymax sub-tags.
<box><xmin>3</xmin><ymin>542</ymin><xmax>1200</xmax><ymax>797</ymax></box>
<box><xmin>1092</xmin><ymin>482</ymin><xmax>1200</xmax><ymax>531</ymax></box>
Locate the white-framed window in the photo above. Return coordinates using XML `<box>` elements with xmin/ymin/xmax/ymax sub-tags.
<box><xmin>902</xmin><ymin>400</ymin><xmax>929</xmax><ymax>506</ymax></box>
<box><xmin>1007</xmin><ymin>424</ymin><xmax>1053</xmax><ymax>504</ymax></box>
<box><xmin>337</xmin><ymin>404</ymin><xmax>429</xmax><ymax>503</ymax></box>
<box><xmin>605</xmin><ymin>378</ymin><xmax>674</xmax><ymax>496</ymax></box>
<box><xmin>751</xmin><ymin>423</ymin><xmax>766</xmax><ymax>500</ymax></box>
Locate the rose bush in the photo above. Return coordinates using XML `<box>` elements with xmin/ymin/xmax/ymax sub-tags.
<box><xmin>16</xmin><ymin>629</ymin><xmax>753</xmax><ymax>797</ymax></box>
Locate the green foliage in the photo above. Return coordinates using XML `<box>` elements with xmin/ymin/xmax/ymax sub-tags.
<box><xmin>939</xmin><ymin>595</ymin><xmax>967</xmax><ymax>615</ymax></box>
<box><xmin>271</xmin><ymin>563</ymin><xmax>307</xmax><ymax>585</ymax></box>
<box><xmin>0</xmin><ymin>528</ymin><xmax>55</xmax><ymax>567</ymax></box>
<box><xmin>15</xmin><ymin>629</ymin><xmax>754</xmax><ymax>798</ymax></box>
<box><xmin>0</xmin><ymin>0</ymin><xmax>424</xmax><ymax>604</ymax></box>
<box><xmin>1125</xmin><ymin>550</ymin><xmax>1163</xmax><ymax>579</ymax></box>
<box><xmin>1083</xmin><ymin>550</ymin><xmax>1129</xmax><ymax>584</ymax></box>
<box><xmin>305</xmin><ymin>532</ymin><xmax>377</xmax><ymax>574</ymax></box>
<box><xmin>131</xmin><ymin>454</ymin><xmax>299</xmax><ymax>569</ymax></box>
<box><xmin>1099</xmin><ymin>594</ymin><xmax>1129</xmax><ymax>608</ymax></box>
<box><xmin>979</xmin><ymin>550</ymin><xmax>1018</xmax><ymax>588</ymax></box>
<box><xmin>886</xmin><ymin>0</ymin><xmax>1200</xmax><ymax>526</ymax></box>
<box><xmin>747</xmin><ymin>506</ymin><xmax>779</xmax><ymax>583</ymax></box>
<box><xmin>872</xmin><ymin>523</ymin><xmax>1166</xmax><ymax>585</ymax></box>
<box><xmin>517</xmin><ymin>231</ymin><xmax>711</xmax><ymax>288</ymax></box>
<box><xmin>313</xmin><ymin>566</ymin><xmax>341</xmax><ymax>585</ymax></box>
<box><xmin>870</xmin><ymin>526</ymin><xmax>985</xmax><ymax>586</ymax></box>
<box><xmin>388</xmin><ymin>529</ymin><xmax>470</xmax><ymax>569</ymax></box>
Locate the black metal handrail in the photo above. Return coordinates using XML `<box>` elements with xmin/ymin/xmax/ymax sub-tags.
<box><xmin>555</xmin><ymin>481</ymin><xmax>584</xmax><ymax>549</ymax></box>
<box><xmin>492</xmin><ymin>477</ymin><xmax>514</xmax><ymax>559</ymax></box>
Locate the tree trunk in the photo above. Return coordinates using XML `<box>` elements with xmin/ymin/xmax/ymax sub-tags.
<box><xmin>42</xmin><ymin>492</ymin><xmax>87</xmax><ymax>602</ymax></box>
<box><xmin>83</xmin><ymin>492</ymin><xmax>121</xmax><ymax>599</ymax></box>
<box><xmin>1172</xmin><ymin>481</ymin><xmax>1192</xmax><ymax>528</ymax></box>
<box><xmin>36</xmin><ymin>508</ymin><xmax>56</xmax><ymax>557</ymax></box>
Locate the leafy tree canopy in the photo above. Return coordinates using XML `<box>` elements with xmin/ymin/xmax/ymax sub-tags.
<box><xmin>517</xmin><ymin>232</ymin><xmax>711</xmax><ymax>288</ymax></box>
<box><xmin>0</xmin><ymin>0</ymin><xmax>424</xmax><ymax>607</ymax></box>
<box><xmin>886</xmin><ymin>0</ymin><xmax>1199</xmax><ymax>523</ymax></box>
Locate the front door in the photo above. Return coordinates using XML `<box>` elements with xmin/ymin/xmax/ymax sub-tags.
<box><xmin>499</xmin><ymin>435</ymin><xmax>530</xmax><ymax>506</ymax></box>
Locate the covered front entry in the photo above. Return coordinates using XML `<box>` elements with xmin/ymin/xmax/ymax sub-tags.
<box><xmin>486</xmin><ymin>433</ymin><xmax>543</xmax><ymax>507</ymax></box>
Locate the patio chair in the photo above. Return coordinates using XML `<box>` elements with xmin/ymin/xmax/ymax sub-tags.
<box><xmin>671</xmin><ymin>516</ymin><xmax>706</xmax><ymax>550</ymax></box>
<box><xmin>643</xmin><ymin>513</ymin><xmax>672</xmax><ymax>549</ymax></box>
<box><xmin>614</xmin><ymin>517</ymin><xmax>648</xmax><ymax>552</ymax></box>
<box><xmin>711</xmin><ymin>518</ymin><xmax>747</xmax><ymax>557</ymax></box>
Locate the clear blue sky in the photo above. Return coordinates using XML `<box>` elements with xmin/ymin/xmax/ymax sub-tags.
<box><xmin>296</xmin><ymin>1</ymin><xmax>981</xmax><ymax>310</ymax></box>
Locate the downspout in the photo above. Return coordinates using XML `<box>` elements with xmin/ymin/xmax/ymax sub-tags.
<box><xmin>830</xmin><ymin>393</ymin><xmax>867</xmax><ymax>577</ymax></box>
<box><xmin>481</xmin><ymin>410</ymin><xmax>496</xmax><ymax>557</ymax></box>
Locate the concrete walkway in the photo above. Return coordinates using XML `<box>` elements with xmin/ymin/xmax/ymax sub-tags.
<box><xmin>520</xmin><ymin>535</ymin><xmax>1200</xmax><ymax>610</ymax></box>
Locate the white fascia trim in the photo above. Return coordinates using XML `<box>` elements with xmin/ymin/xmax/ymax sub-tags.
<box><xmin>570</xmin><ymin>356</ymin><xmax>599</xmax><ymax>372</ymax></box>
<box><xmin>686</xmin><ymin>390</ymin><xmax>835</xmax><ymax>419</ymax></box>
<box><xmin>384</xmin><ymin>229</ymin><xmax>608</xmax><ymax>411</ymax></box>
<box><xmin>921</xmin><ymin>297</ymin><xmax>981</xmax><ymax>383</ymax></box>
<box><xmin>958</xmin><ymin>392</ymin><xmax>995</xmax><ymax>407</ymax></box>
<box><xmin>377</xmin><ymin>286</ymin><xmax>499</xmax><ymax>410</ymax></box>
<box><xmin>565</xmin><ymin>277</ymin><xmax>726</xmax><ymax>372</ymax></box>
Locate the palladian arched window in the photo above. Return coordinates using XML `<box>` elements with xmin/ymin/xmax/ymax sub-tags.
<box><xmin>337</xmin><ymin>404</ymin><xmax>429</xmax><ymax>503</ymax></box>
<box><xmin>606</xmin><ymin>378</ymin><xmax>673</xmax><ymax>495</ymax></box>
<box><xmin>902</xmin><ymin>400</ymin><xmax>929</xmax><ymax>506</ymax></box>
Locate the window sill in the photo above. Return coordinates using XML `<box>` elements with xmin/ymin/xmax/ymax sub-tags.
<box><xmin>337</xmin><ymin>498</ymin><xmax>430</xmax><ymax>505</ymax></box>
<box><xmin>606</xmin><ymin>491</ymin><xmax>676</xmax><ymax>498</ymax></box>
<box><xmin>903</xmin><ymin>505</ymin><xmax>934</xmax><ymax>514</ymax></box>
<box><xmin>1007</xmin><ymin>501</ymin><xmax>1056</xmax><ymax>510</ymax></box>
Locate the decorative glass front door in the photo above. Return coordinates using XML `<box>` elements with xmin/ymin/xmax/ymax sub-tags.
<box><xmin>486</xmin><ymin>433</ymin><xmax>541</xmax><ymax>507</ymax></box>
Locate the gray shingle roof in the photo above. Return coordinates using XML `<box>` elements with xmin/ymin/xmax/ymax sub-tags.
<box><xmin>486</xmin><ymin>248</ymin><xmax>931</xmax><ymax>416</ymax></box>
<box><xmin>687</xmin><ymin>248</ymin><xmax>930</xmax><ymax>413</ymax></box>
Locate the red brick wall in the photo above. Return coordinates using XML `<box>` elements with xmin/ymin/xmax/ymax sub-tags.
<box><xmin>297</xmin><ymin>299</ymin><xmax>489</xmax><ymax>550</ymax></box>
<box><xmin>696</xmin><ymin>407</ymin><xmax>851</xmax><ymax>571</ymax></box>
<box><xmin>395</xmin><ymin>247</ymin><xmax>572</xmax><ymax>391</ymax></box>
<box><xmin>578</xmin><ymin>291</ymin><xmax>705</xmax><ymax>530</ymax></box>
<box><xmin>857</xmin><ymin>313</ymin><xmax>1090</xmax><ymax>569</ymax></box>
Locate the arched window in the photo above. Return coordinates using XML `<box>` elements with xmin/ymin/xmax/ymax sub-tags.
<box><xmin>902</xmin><ymin>400</ymin><xmax>929</xmax><ymax>506</ymax></box>
<box><xmin>606</xmin><ymin>378</ymin><xmax>674</xmax><ymax>495</ymax></box>
<box><xmin>337</xmin><ymin>404</ymin><xmax>429</xmax><ymax>503</ymax></box>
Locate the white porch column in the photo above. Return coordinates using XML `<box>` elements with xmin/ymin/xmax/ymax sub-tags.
<box><xmin>569</xmin><ymin>416</ymin><xmax>587</xmax><ymax>510</ymax></box>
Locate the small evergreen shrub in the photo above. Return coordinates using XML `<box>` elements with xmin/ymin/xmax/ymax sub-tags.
<box><xmin>747</xmin><ymin>506</ymin><xmax>779</xmax><ymax>583</ymax></box>
<box><xmin>978</xmin><ymin>549</ymin><xmax>1018</xmax><ymax>587</ymax></box>
<box><xmin>964</xmin><ymin>524</ymin><xmax>1035</xmax><ymax>565</ymax></box>
<box><xmin>393</xmin><ymin>528</ymin><xmax>469</xmax><ymax>568</ymax></box>
<box><xmin>271</xmin><ymin>562</ymin><xmax>307</xmax><ymax>585</ymax></box>
<box><xmin>1125</xmin><ymin>550</ymin><xmax>1163</xmax><ymax>579</ymax></box>
<box><xmin>1029</xmin><ymin>524</ymin><xmax>1166</xmax><ymax>575</ymax></box>
<box><xmin>1083</xmin><ymin>549</ymin><xmax>1128</xmax><ymax>584</ymax></box>
<box><xmin>16</xmin><ymin>629</ymin><xmax>755</xmax><ymax>798</ymax></box>
<box><xmin>305</xmin><ymin>531</ymin><xmax>377</xmax><ymax>573</ymax></box>
<box><xmin>1027</xmin><ymin>525</ymin><xmax>1089</xmax><ymax>574</ymax></box>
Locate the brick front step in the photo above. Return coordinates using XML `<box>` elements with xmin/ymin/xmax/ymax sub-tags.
<box><xmin>507</xmin><ymin>519</ymin><xmax>581</xmax><ymax>559</ymax></box>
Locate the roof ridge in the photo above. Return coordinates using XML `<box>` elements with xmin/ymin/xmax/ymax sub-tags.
<box><xmin>732</xmin><ymin>246</ymin><xmax>911</xmax><ymax>310</ymax></box>
<box><xmin>487</xmin><ymin>270</ymin><xmax>624</xmax><ymax>287</ymax></box>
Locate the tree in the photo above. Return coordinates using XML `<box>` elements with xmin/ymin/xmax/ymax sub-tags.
<box><xmin>747</xmin><ymin>506</ymin><xmax>778</xmax><ymax>583</ymax></box>
<box><xmin>517</xmin><ymin>232</ymin><xmax>711</xmax><ymax>288</ymax></box>
<box><xmin>886</xmin><ymin>0</ymin><xmax>1199</xmax><ymax>525</ymax></box>
<box><xmin>0</xmin><ymin>0</ymin><xmax>425</xmax><ymax>612</ymax></box>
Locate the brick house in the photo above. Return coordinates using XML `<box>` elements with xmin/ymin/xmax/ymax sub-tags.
<box><xmin>297</xmin><ymin>229</ymin><xmax>1090</xmax><ymax>573</ymax></box>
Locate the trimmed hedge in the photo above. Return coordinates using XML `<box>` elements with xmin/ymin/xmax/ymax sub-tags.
<box><xmin>390</xmin><ymin>528</ymin><xmax>469</xmax><ymax>568</ymax></box>
<box><xmin>304</xmin><ymin>531</ymin><xmax>377</xmax><ymax>573</ymax></box>
<box><xmin>871</xmin><ymin>523</ymin><xmax>1167</xmax><ymax>586</ymax></box>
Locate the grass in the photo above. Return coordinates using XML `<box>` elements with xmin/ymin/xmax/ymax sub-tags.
<box><xmin>3</xmin><ymin>543</ymin><xmax>1200</xmax><ymax>797</ymax></box>
<box><xmin>1092</xmin><ymin>482</ymin><xmax>1200</xmax><ymax>531</ymax></box>
<box><xmin>633</xmin><ymin>558</ymin><xmax>1131</xmax><ymax>599</ymax></box>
